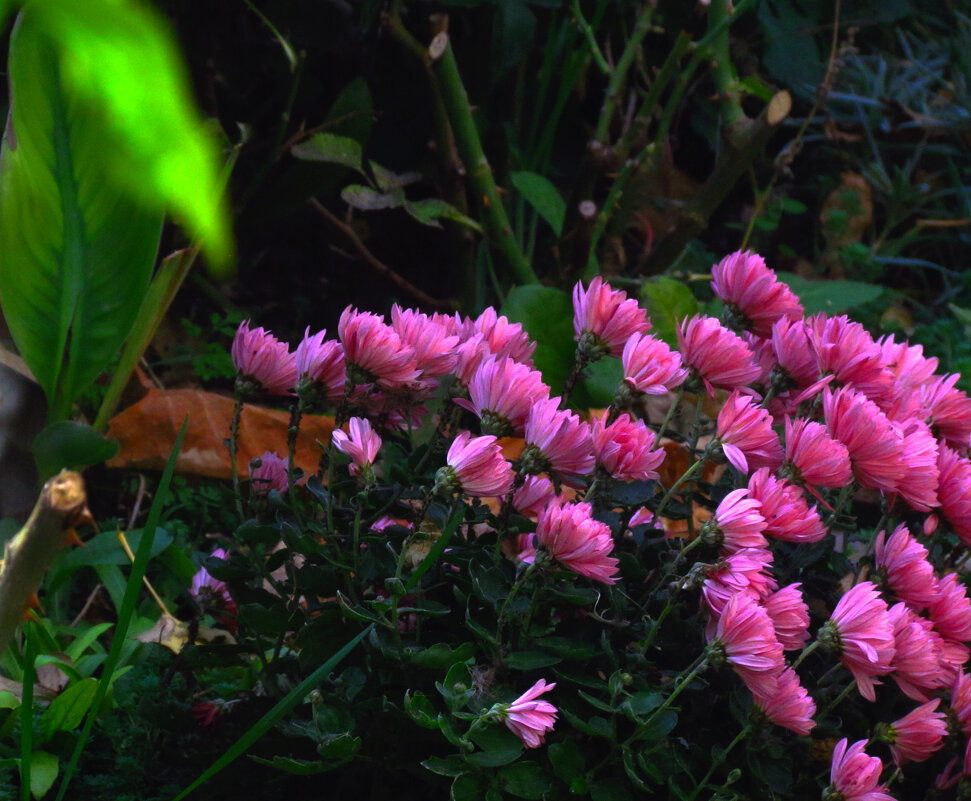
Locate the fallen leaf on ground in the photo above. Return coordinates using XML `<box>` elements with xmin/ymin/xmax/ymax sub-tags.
<box><xmin>106</xmin><ymin>388</ymin><xmax>335</xmax><ymax>480</ymax></box>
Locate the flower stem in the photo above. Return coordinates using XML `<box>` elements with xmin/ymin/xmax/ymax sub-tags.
<box><xmin>655</xmin><ymin>452</ymin><xmax>707</xmax><ymax>520</ymax></box>
<box><xmin>655</xmin><ymin>385</ymin><xmax>686</xmax><ymax>441</ymax></box>
<box><xmin>820</xmin><ymin>679</ymin><xmax>856</xmax><ymax>720</ymax></box>
<box><xmin>229</xmin><ymin>395</ymin><xmax>245</xmax><ymax>521</ymax></box>
<box><xmin>686</xmin><ymin>724</ymin><xmax>752</xmax><ymax>801</ymax></box>
<box><xmin>635</xmin><ymin>654</ymin><xmax>708</xmax><ymax>740</ymax></box>
<box><xmin>790</xmin><ymin>638</ymin><xmax>822</xmax><ymax>671</ymax></box>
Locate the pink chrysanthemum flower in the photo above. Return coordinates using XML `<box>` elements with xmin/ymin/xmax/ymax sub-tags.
<box><xmin>825</xmin><ymin>739</ymin><xmax>895</xmax><ymax>801</ymax></box>
<box><xmin>707</xmin><ymin>591</ymin><xmax>784</xmax><ymax>699</ymax></box>
<box><xmin>753</xmin><ymin>666</ymin><xmax>815</xmax><ymax>736</ymax></box>
<box><xmin>925</xmin><ymin>375</ymin><xmax>971</xmax><ymax>452</ymax></box>
<box><xmin>338</xmin><ymin>307</ymin><xmax>420</xmax><ymax>389</ymax></box>
<box><xmin>512</xmin><ymin>475</ymin><xmax>557</xmax><ymax>519</ymax></box>
<box><xmin>232</xmin><ymin>320</ymin><xmax>298</xmax><ymax>395</ymax></box>
<box><xmin>937</xmin><ymin>444</ymin><xmax>971</xmax><ymax>545</ymax></box>
<box><xmin>332</xmin><ymin>417</ymin><xmax>382</xmax><ymax>477</ymax></box>
<box><xmin>879</xmin><ymin>335</ymin><xmax>938</xmax><ymax>396</ymax></box>
<box><xmin>701</xmin><ymin>548</ymin><xmax>777</xmax><ymax>622</ymax></box>
<box><xmin>520</xmin><ymin>501</ymin><xmax>619</xmax><ymax>585</ymax></box>
<box><xmin>715</xmin><ymin>391</ymin><xmax>783</xmax><ymax>474</ymax></box>
<box><xmin>249</xmin><ymin>451</ymin><xmax>289</xmax><ymax>495</ymax></box>
<box><xmin>950</xmin><ymin>672</ymin><xmax>971</xmax><ymax>737</ymax></box>
<box><xmin>522</xmin><ymin>398</ymin><xmax>594</xmax><ymax>484</ymax></box>
<box><xmin>455</xmin><ymin>356</ymin><xmax>550</xmax><ymax>437</ymax></box>
<box><xmin>710</xmin><ymin>250</ymin><xmax>803</xmax><ymax>337</ymax></box>
<box><xmin>874</xmin><ymin>524</ymin><xmax>938</xmax><ymax>609</ymax></box>
<box><xmin>436</xmin><ymin>431</ymin><xmax>514</xmax><ymax>497</ymax></box>
<box><xmin>808</xmin><ymin>314</ymin><xmax>893</xmax><ymax>401</ymax></box>
<box><xmin>620</xmin><ymin>333</ymin><xmax>688</xmax><ymax>396</ymax></box>
<box><xmin>629</xmin><ymin>507</ymin><xmax>656</xmax><ymax>529</ymax></box>
<box><xmin>190</xmin><ymin>547</ymin><xmax>234</xmax><ymax>609</ymax></box>
<box><xmin>893</xmin><ymin>418</ymin><xmax>940</xmax><ymax>512</ymax></box>
<box><xmin>391</xmin><ymin>305</ymin><xmax>460</xmax><ymax>378</ymax></box>
<box><xmin>769</xmin><ymin>318</ymin><xmax>819</xmax><ymax>391</ymax></box>
<box><xmin>783</xmin><ymin>417</ymin><xmax>852</xmax><ymax>489</ymax></box>
<box><xmin>747</xmin><ymin>468</ymin><xmax>826</xmax><ymax>543</ymax></box>
<box><xmin>473</xmin><ymin>307</ymin><xmax>536</xmax><ymax>366</ymax></box>
<box><xmin>884</xmin><ymin>700</ymin><xmax>947</xmax><ymax>766</ymax></box>
<box><xmin>888</xmin><ymin>603</ymin><xmax>948</xmax><ymax>702</ymax></box>
<box><xmin>819</xmin><ymin>581</ymin><xmax>895</xmax><ymax>702</ymax></box>
<box><xmin>823</xmin><ymin>386</ymin><xmax>905</xmax><ymax>493</ymax></box>
<box><xmin>501</xmin><ymin>679</ymin><xmax>557</xmax><ymax>749</ymax></box>
<box><xmin>677</xmin><ymin>315</ymin><xmax>762</xmax><ymax>396</ymax></box>
<box><xmin>700</xmin><ymin>488</ymin><xmax>767</xmax><ymax>554</ymax></box>
<box><xmin>572</xmin><ymin>276</ymin><xmax>651</xmax><ymax>359</ymax></box>
<box><xmin>929</xmin><ymin>573</ymin><xmax>971</xmax><ymax>644</ymax></box>
<box><xmin>764</xmin><ymin>583</ymin><xmax>809</xmax><ymax>651</ymax></box>
<box><xmin>294</xmin><ymin>327</ymin><xmax>346</xmax><ymax>403</ymax></box>
<box><xmin>591</xmin><ymin>413</ymin><xmax>665</xmax><ymax>482</ymax></box>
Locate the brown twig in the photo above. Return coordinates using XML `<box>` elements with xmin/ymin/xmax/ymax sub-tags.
<box><xmin>308</xmin><ymin>198</ymin><xmax>453</xmax><ymax>310</ymax></box>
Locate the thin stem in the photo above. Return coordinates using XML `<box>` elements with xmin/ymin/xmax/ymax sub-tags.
<box><xmin>656</xmin><ymin>385</ymin><xmax>686</xmax><ymax>440</ymax></box>
<box><xmin>432</xmin><ymin>37</ymin><xmax>537</xmax><ymax>285</ymax></box>
<box><xmin>571</xmin><ymin>0</ymin><xmax>611</xmax><ymax>77</ymax></box>
<box><xmin>229</xmin><ymin>395</ymin><xmax>245</xmax><ymax>521</ymax></box>
<box><xmin>642</xmin><ymin>594</ymin><xmax>676</xmax><ymax>653</ymax></box>
<box><xmin>820</xmin><ymin>679</ymin><xmax>857</xmax><ymax>720</ymax></box>
<box><xmin>686</xmin><ymin>724</ymin><xmax>752</xmax><ymax>801</ymax></box>
<box><xmin>116</xmin><ymin>531</ymin><xmax>170</xmax><ymax>616</ymax></box>
<box><xmin>790</xmin><ymin>638</ymin><xmax>822</xmax><ymax>671</ymax></box>
<box><xmin>634</xmin><ymin>654</ymin><xmax>708</xmax><ymax>742</ymax></box>
<box><xmin>495</xmin><ymin>561</ymin><xmax>539</xmax><ymax>654</ymax></box>
<box><xmin>592</xmin><ymin>1</ymin><xmax>656</xmax><ymax>142</ymax></box>
<box><xmin>654</xmin><ymin>449</ymin><xmax>708</xmax><ymax>519</ymax></box>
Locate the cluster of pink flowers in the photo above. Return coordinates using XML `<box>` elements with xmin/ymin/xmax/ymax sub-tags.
<box><xmin>230</xmin><ymin>246</ymin><xmax>971</xmax><ymax>774</ymax></box>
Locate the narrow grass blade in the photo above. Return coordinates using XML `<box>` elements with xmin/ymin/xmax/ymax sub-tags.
<box><xmin>171</xmin><ymin>624</ymin><xmax>372</xmax><ymax>801</ymax></box>
<box><xmin>19</xmin><ymin>622</ymin><xmax>35</xmax><ymax>801</ymax></box>
<box><xmin>54</xmin><ymin>416</ymin><xmax>188</xmax><ymax>801</ymax></box>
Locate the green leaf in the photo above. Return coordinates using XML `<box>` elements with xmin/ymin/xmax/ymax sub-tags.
<box><xmin>31</xmin><ymin>0</ymin><xmax>232</xmax><ymax>266</ymax></box>
<box><xmin>467</xmin><ymin>726</ymin><xmax>524</xmax><ymax>768</ymax></box>
<box><xmin>421</xmin><ymin>755</ymin><xmax>467</xmax><ymax>777</ymax></box>
<box><xmin>341</xmin><ymin>184</ymin><xmax>405</xmax><ymax>211</ymax></box>
<box><xmin>31</xmin><ymin>422</ymin><xmax>119</xmax><ymax>480</ymax></box>
<box><xmin>640</xmin><ymin>277</ymin><xmax>700</xmax><ymax>347</ymax></box>
<box><xmin>498</xmin><ymin>762</ymin><xmax>550</xmax><ymax>799</ymax></box>
<box><xmin>510</xmin><ymin>171</ymin><xmax>565</xmax><ymax>235</ymax></box>
<box><xmin>548</xmin><ymin>740</ymin><xmax>585</xmax><ymax>784</ymax></box>
<box><xmin>42</xmin><ymin>679</ymin><xmax>97</xmax><ymax>739</ymax></box>
<box><xmin>436</xmin><ymin>661</ymin><xmax>474</xmax><ymax>710</ymax></box>
<box><xmin>29</xmin><ymin>751</ymin><xmax>58</xmax><ymax>799</ymax></box>
<box><xmin>0</xmin><ymin>691</ymin><xmax>19</xmax><ymax>710</ymax></box>
<box><xmin>580</xmin><ymin>357</ymin><xmax>623</xmax><ymax>408</ymax></box>
<box><xmin>451</xmin><ymin>773</ymin><xmax>488</xmax><ymax>801</ymax></box>
<box><xmin>64</xmin><ymin>624</ymin><xmax>113</xmax><ymax>663</ymax></box>
<box><xmin>776</xmin><ymin>272</ymin><xmax>884</xmax><ymax>315</ymax></box>
<box><xmin>248</xmin><ymin>756</ymin><xmax>335</xmax><ymax>776</ymax></box>
<box><xmin>0</xmin><ymin>8</ymin><xmax>164</xmax><ymax>420</ymax></box>
<box><xmin>403</xmin><ymin>198</ymin><xmax>483</xmax><ymax>233</ymax></box>
<box><xmin>290</xmin><ymin>133</ymin><xmax>363</xmax><ymax>171</ymax></box>
<box><xmin>501</xmin><ymin>285</ymin><xmax>575</xmax><ymax>398</ymax></box>
<box><xmin>503</xmin><ymin>651</ymin><xmax>562</xmax><ymax>670</ymax></box>
<box><xmin>408</xmin><ymin>642</ymin><xmax>477</xmax><ymax>670</ymax></box>
<box><xmin>51</xmin><ymin>528</ymin><xmax>172</xmax><ymax>583</ymax></box>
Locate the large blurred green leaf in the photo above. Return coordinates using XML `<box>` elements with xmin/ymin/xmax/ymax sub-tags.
<box><xmin>31</xmin><ymin>0</ymin><xmax>232</xmax><ymax>266</ymax></box>
<box><xmin>776</xmin><ymin>272</ymin><xmax>884</xmax><ymax>315</ymax></box>
<box><xmin>0</xmin><ymin>8</ymin><xmax>163</xmax><ymax>420</ymax></box>
<box><xmin>31</xmin><ymin>421</ymin><xmax>119</xmax><ymax>480</ymax></box>
<box><xmin>640</xmin><ymin>277</ymin><xmax>700</xmax><ymax>347</ymax></box>
<box><xmin>501</xmin><ymin>285</ymin><xmax>575</xmax><ymax>398</ymax></box>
